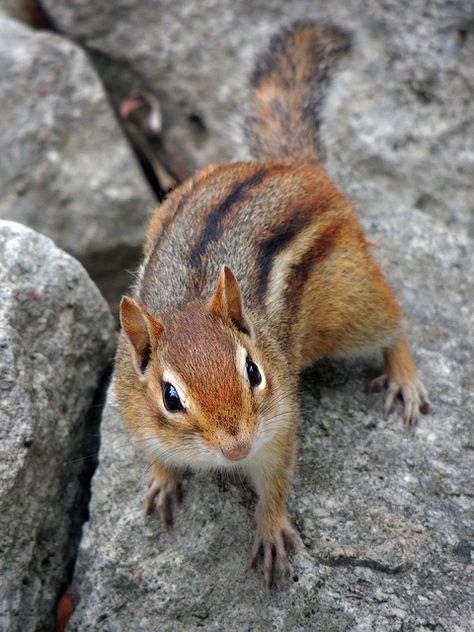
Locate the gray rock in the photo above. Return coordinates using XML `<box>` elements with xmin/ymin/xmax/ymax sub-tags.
<box><xmin>41</xmin><ymin>0</ymin><xmax>474</xmax><ymax>236</ymax></box>
<box><xmin>33</xmin><ymin>1</ymin><xmax>473</xmax><ymax>629</ymax></box>
<box><xmin>0</xmin><ymin>16</ymin><xmax>155</xmax><ymax>308</ymax></box>
<box><xmin>65</xmin><ymin>187</ymin><xmax>474</xmax><ymax>630</ymax></box>
<box><xmin>0</xmin><ymin>221</ymin><xmax>115</xmax><ymax>632</ymax></box>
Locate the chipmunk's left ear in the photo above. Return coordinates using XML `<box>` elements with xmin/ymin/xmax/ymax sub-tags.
<box><xmin>208</xmin><ymin>265</ymin><xmax>253</xmax><ymax>336</ymax></box>
<box><xmin>120</xmin><ymin>296</ymin><xmax>164</xmax><ymax>378</ymax></box>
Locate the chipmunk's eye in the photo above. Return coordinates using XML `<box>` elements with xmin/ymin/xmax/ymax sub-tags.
<box><xmin>246</xmin><ymin>358</ymin><xmax>262</xmax><ymax>387</ymax></box>
<box><xmin>163</xmin><ymin>382</ymin><xmax>184</xmax><ymax>412</ymax></box>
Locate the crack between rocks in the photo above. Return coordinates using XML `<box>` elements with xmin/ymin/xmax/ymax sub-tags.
<box><xmin>55</xmin><ymin>363</ymin><xmax>113</xmax><ymax>618</ymax></box>
<box><xmin>311</xmin><ymin>552</ymin><xmax>408</xmax><ymax>575</ymax></box>
<box><xmin>32</xmin><ymin>3</ymin><xmax>167</xmax><ymax>204</ymax></box>
<box><xmin>65</xmin><ymin>44</ymin><xmax>184</xmax><ymax>203</ymax></box>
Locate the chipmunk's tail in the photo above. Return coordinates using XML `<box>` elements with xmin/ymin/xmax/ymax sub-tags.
<box><xmin>244</xmin><ymin>21</ymin><xmax>352</xmax><ymax>163</ymax></box>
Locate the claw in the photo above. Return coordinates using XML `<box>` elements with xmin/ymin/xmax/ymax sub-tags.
<box><xmin>145</xmin><ymin>479</ymin><xmax>161</xmax><ymax>518</ymax></box>
<box><xmin>250</xmin><ymin>543</ymin><xmax>261</xmax><ymax>569</ymax></box>
<box><xmin>175</xmin><ymin>481</ymin><xmax>183</xmax><ymax>506</ymax></box>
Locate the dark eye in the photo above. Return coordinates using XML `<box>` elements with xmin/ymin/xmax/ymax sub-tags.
<box><xmin>163</xmin><ymin>382</ymin><xmax>184</xmax><ymax>412</ymax></box>
<box><xmin>246</xmin><ymin>358</ymin><xmax>262</xmax><ymax>387</ymax></box>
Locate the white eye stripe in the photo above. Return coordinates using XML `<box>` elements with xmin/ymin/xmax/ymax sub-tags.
<box><xmin>236</xmin><ymin>345</ymin><xmax>248</xmax><ymax>381</ymax></box>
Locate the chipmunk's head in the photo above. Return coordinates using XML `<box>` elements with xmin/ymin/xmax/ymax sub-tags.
<box><xmin>119</xmin><ymin>266</ymin><xmax>288</xmax><ymax>470</ymax></box>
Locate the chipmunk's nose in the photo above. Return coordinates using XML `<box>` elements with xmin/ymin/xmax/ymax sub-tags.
<box><xmin>221</xmin><ymin>441</ymin><xmax>251</xmax><ymax>462</ymax></box>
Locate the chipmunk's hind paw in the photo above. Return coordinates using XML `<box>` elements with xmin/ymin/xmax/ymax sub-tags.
<box><xmin>369</xmin><ymin>374</ymin><xmax>431</xmax><ymax>425</ymax></box>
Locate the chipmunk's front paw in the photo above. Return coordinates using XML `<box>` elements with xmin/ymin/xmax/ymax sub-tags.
<box><xmin>145</xmin><ymin>472</ymin><xmax>183</xmax><ymax>529</ymax></box>
<box><xmin>368</xmin><ymin>374</ymin><xmax>431</xmax><ymax>425</ymax></box>
<box><xmin>250</xmin><ymin>516</ymin><xmax>297</xmax><ymax>587</ymax></box>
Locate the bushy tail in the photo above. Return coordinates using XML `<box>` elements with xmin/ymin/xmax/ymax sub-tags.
<box><xmin>244</xmin><ymin>21</ymin><xmax>352</xmax><ymax>162</ymax></box>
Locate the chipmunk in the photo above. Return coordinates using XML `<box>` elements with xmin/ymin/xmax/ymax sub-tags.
<box><xmin>115</xmin><ymin>20</ymin><xmax>431</xmax><ymax>587</ymax></box>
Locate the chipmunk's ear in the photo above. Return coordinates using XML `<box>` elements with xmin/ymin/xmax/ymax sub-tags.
<box><xmin>208</xmin><ymin>265</ymin><xmax>252</xmax><ymax>336</ymax></box>
<box><xmin>120</xmin><ymin>296</ymin><xmax>164</xmax><ymax>378</ymax></box>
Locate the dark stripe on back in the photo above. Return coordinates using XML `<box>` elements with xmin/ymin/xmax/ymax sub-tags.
<box><xmin>255</xmin><ymin>188</ymin><xmax>338</xmax><ymax>303</ymax></box>
<box><xmin>256</xmin><ymin>212</ymin><xmax>313</xmax><ymax>303</ymax></box>
<box><xmin>189</xmin><ymin>168</ymin><xmax>269</xmax><ymax>268</ymax></box>
<box><xmin>145</xmin><ymin>165</ymin><xmax>228</xmax><ymax>270</ymax></box>
<box><xmin>284</xmin><ymin>220</ymin><xmax>343</xmax><ymax>312</ymax></box>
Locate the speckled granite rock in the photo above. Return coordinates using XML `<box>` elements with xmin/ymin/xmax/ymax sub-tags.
<box><xmin>41</xmin><ymin>0</ymin><xmax>474</xmax><ymax>238</ymax></box>
<box><xmin>31</xmin><ymin>1</ymin><xmax>473</xmax><ymax>629</ymax></box>
<box><xmin>0</xmin><ymin>221</ymin><xmax>115</xmax><ymax>632</ymax></box>
<box><xmin>65</xmin><ymin>180</ymin><xmax>473</xmax><ymax>629</ymax></box>
<box><xmin>0</xmin><ymin>16</ymin><xmax>155</xmax><ymax>308</ymax></box>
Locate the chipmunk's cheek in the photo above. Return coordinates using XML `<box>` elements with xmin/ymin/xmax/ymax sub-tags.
<box><xmin>190</xmin><ymin>435</ymin><xmax>224</xmax><ymax>467</ymax></box>
<box><xmin>250</xmin><ymin>414</ymin><xmax>277</xmax><ymax>454</ymax></box>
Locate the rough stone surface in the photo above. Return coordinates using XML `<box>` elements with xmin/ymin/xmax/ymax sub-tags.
<box><xmin>0</xmin><ymin>16</ymin><xmax>155</xmax><ymax>308</ymax></box>
<box><xmin>41</xmin><ymin>0</ymin><xmax>474</xmax><ymax>237</ymax></box>
<box><xmin>66</xmin><ymin>191</ymin><xmax>473</xmax><ymax>631</ymax></box>
<box><xmin>0</xmin><ymin>221</ymin><xmax>115</xmax><ymax>632</ymax></box>
<box><xmin>31</xmin><ymin>1</ymin><xmax>473</xmax><ymax>629</ymax></box>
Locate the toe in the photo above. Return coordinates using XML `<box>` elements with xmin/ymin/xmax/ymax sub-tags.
<box><xmin>274</xmin><ymin>534</ymin><xmax>289</xmax><ymax>577</ymax></box>
<box><xmin>282</xmin><ymin>526</ymin><xmax>297</xmax><ymax>551</ymax></box>
<box><xmin>403</xmin><ymin>400</ymin><xmax>419</xmax><ymax>426</ymax></box>
<box><xmin>420</xmin><ymin>400</ymin><xmax>432</xmax><ymax>415</ymax></box>
<box><xmin>401</xmin><ymin>385</ymin><xmax>420</xmax><ymax>426</ymax></box>
<box><xmin>157</xmin><ymin>490</ymin><xmax>173</xmax><ymax>529</ymax></box>
<box><xmin>384</xmin><ymin>383</ymin><xmax>400</xmax><ymax>418</ymax></box>
<box><xmin>417</xmin><ymin>381</ymin><xmax>432</xmax><ymax>415</ymax></box>
<box><xmin>175</xmin><ymin>481</ymin><xmax>184</xmax><ymax>505</ymax></box>
<box><xmin>368</xmin><ymin>374</ymin><xmax>388</xmax><ymax>394</ymax></box>
<box><xmin>144</xmin><ymin>481</ymin><xmax>161</xmax><ymax>519</ymax></box>
<box><xmin>263</xmin><ymin>542</ymin><xmax>274</xmax><ymax>588</ymax></box>
<box><xmin>250</xmin><ymin>538</ymin><xmax>262</xmax><ymax>569</ymax></box>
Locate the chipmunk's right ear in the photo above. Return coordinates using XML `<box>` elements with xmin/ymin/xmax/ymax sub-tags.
<box><xmin>120</xmin><ymin>296</ymin><xmax>164</xmax><ymax>378</ymax></box>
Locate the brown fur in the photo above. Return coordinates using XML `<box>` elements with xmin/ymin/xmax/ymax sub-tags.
<box><xmin>115</xmin><ymin>20</ymin><xmax>430</xmax><ymax>586</ymax></box>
